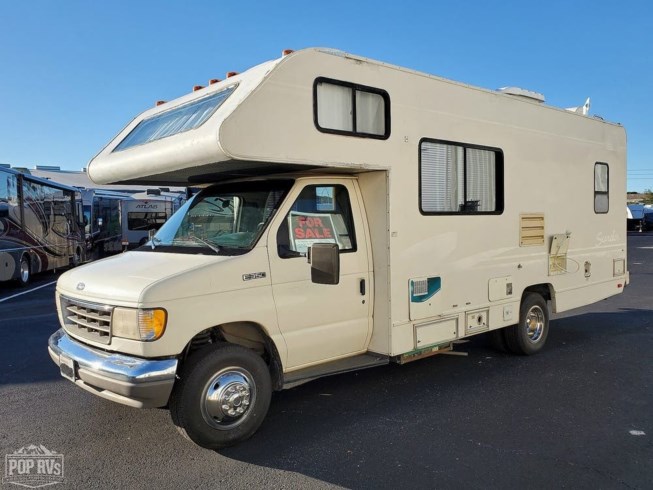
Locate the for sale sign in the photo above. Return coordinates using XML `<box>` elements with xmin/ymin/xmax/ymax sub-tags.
<box><xmin>289</xmin><ymin>212</ymin><xmax>338</xmax><ymax>253</ymax></box>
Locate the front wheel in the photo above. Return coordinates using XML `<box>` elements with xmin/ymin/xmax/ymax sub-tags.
<box><xmin>169</xmin><ymin>343</ymin><xmax>272</xmax><ymax>450</ymax></box>
<box><xmin>504</xmin><ymin>293</ymin><xmax>549</xmax><ymax>355</ymax></box>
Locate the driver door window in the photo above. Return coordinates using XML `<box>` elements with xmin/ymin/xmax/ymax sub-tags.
<box><xmin>277</xmin><ymin>185</ymin><xmax>356</xmax><ymax>258</ymax></box>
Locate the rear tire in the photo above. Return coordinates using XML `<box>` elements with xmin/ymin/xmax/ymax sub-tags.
<box><xmin>17</xmin><ymin>255</ymin><xmax>30</xmax><ymax>286</ymax></box>
<box><xmin>169</xmin><ymin>343</ymin><xmax>272</xmax><ymax>450</ymax></box>
<box><xmin>504</xmin><ymin>293</ymin><xmax>549</xmax><ymax>355</ymax></box>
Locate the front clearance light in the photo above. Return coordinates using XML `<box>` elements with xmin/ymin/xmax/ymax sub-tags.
<box><xmin>112</xmin><ymin>307</ymin><xmax>167</xmax><ymax>341</ymax></box>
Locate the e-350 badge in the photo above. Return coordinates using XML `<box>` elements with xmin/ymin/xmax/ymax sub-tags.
<box><xmin>242</xmin><ymin>272</ymin><xmax>266</xmax><ymax>281</ymax></box>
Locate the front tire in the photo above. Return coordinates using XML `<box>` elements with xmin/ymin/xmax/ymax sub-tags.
<box><xmin>170</xmin><ymin>343</ymin><xmax>272</xmax><ymax>450</ymax></box>
<box><xmin>504</xmin><ymin>293</ymin><xmax>549</xmax><ymax>355</ymax></box>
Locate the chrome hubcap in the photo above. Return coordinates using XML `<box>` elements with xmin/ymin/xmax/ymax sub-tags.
<box><xmin>201</xmin><ymin>367</ymin><xmax>255</xmax><ymax>430</ymax></box>
<box><xmin>20</xmin><ymin>260</ymin><xmax>29</xmax><ymax>282</ymax></box>
<box><xmin>525</xmin><ymin>306</ymin><xmax>545</xmax><ymax>343</ymax></box>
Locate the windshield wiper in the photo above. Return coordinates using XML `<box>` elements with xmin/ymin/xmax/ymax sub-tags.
<box><xmin>150</xmin><ymin>237</ymin><xmax>161</xmax><ymax>250</ymax></box>
<box><xmin>188</xmin><ymin>234</ymin><xmax>221</xmax><ymax>254</ymax></box>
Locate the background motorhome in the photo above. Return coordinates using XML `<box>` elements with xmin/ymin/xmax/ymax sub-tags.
<box><xmin>0</xmin><ymin>166</ymin><xmax>85</xmax><ymax>284</ymax></box>
<box><xmin>29</xmin><ymin>166</ymin><xmax>186</xmax><ymax>255</ymax></box>
<box><xmin>81</xmin><ymin>189</ymin><xmax>128</xmax><ymax>258</ymax></box>
<box><xmin>120</xmin><ymin>190</ymin><xmax>186</xmax><ymax>248</ymax></box>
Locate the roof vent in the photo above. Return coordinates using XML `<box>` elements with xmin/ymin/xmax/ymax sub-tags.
<box><xmin>146</xmin><ymin>189</ymin><xmax>161</xmax><ymax>196</ymax></box>
<box><xmin>497</xmin><ymin>87</ymin><xmax>545</xmax><ymax>103</ymax></box>
<box><xmin>35</xmin><ymin>165</ymin><xmax>61</xmax><ymax>171</ymax></box>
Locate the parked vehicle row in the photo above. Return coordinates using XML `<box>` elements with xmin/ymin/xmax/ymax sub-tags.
<box><xmin>1</xmin><ymin>166</ymin><xmax>186</xmax><ymax>285</ymax></box>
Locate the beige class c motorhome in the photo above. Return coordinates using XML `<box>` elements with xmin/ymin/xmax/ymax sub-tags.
<box><xmin>47</xmin><ymin>48</ymin><xmax>628</xmax><ymax>449</ymax></box>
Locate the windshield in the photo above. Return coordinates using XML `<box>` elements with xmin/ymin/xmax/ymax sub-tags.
<box><xmin>140</xmin><ymin>180</ymin><xmax>292</xmax><ymax>255</ymax></box>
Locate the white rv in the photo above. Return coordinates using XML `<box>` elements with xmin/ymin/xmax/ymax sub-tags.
<box><xmin>120</xmin><ymin>190</ymin><xmax>185</xmax><ymax>248</ymax></box>
<box><xmin>48</xmin><ymin>48</ymin><xmax>628</xmax><ymax>449</ymax></box>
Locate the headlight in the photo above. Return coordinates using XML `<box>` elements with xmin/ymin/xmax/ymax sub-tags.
<box><xmin>112</xmin><ymin>307</ymin><xmax>167</xmax><ymax>341</ymax></box>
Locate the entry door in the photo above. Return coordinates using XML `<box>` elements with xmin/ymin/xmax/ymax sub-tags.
<box><xmin>268</xmin><ymin>181</ymin><xmax>371</xmax><ymax>369</ymax></box>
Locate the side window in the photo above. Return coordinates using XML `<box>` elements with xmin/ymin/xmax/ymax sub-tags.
<box><xmin>420</xmin><ymin>139</ymin><xmax>503</xmax><ymax>214</ymax></box>
<box><xmin>314</xmin><ymin>78</ymin><xmax>390</xmax><ymax>139</ymax></box>
<box><xmin>0</xmin><ymin>173</ymin><xmax>20</xmax><ymax>225</ymax></box>
<box><xmin>594</xmin><ymin>162</ymin><xmax>609</xmax><ymax>213</ymax></box>
<box><xmin>277</xmin><ymin>185</ymin><xmax>357</xmax><ymax>258</ymax></box>
<box><xmin>22</xmin><ymin>180</ymin><xmax>47</xmax><ymax>236</ymax></box>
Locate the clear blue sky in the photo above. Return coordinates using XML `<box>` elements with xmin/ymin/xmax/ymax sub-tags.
<box><xmin>1</xmin><ymin>0</ymin><xmax>651</xmax><ymax>191</ymax></box>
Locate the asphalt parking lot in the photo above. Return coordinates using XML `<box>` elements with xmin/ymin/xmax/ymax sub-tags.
<box><xmin>1</xmin><ymin>235</ymin><xmax>651</xmax><ymax>489</ymax></box>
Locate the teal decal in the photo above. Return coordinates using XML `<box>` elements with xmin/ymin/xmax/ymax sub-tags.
<box><xmin>410</xmin><ymin>277</ymin><xmax>441</xmax><ymax>303</ymax></box>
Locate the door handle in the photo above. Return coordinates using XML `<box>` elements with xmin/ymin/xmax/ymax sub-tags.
<box><xmin>359</xmin><ymin>279</ymin><xmax>366</xmax><ymax>296</ymax></box>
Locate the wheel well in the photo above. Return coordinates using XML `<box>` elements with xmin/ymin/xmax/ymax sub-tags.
<box><xmin>522</xmin><ymin>283</ymin><xmax>553</xmax><ymax>303</ymax></box>
<box><xmin>183</xmin><ymin>322</ymin><xmax>284</xmax><ymax>391</ymax></box>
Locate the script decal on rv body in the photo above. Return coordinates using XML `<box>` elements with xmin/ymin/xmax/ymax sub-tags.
<box><xmin>134</xmin><ymin>204</ymin><xmax>161</xmax><ymax>210</ymax></box>
<box><xmin>596</xmin><ymin>230</ymin><xmax>619</xmax><ymax>246</ymax></box>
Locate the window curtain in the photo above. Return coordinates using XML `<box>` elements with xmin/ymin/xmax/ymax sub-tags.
<box><xmin>355</xmin><ymin>91</ymin><xmax>385</xmax><ymax>135</ymax></box>
<box><xmin>421</xmin><ymin>142</ymin><xmax>463</xmax><ymax>212</ymax></box>
<box><xmin>465</xmin><ymin>148</ymin><xmax>496</xmax><ymax>211</ymax></box>
<box><xmin>316</xmin><ymin>83</ymin><xmax>353</xmax><ymax>131</ymax></box>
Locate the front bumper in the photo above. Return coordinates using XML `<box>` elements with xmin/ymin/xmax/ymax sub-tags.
<box><xmin>48</xmin><ymin>329</ymin><xmax>178</xmax><ymax>409</ymax></box>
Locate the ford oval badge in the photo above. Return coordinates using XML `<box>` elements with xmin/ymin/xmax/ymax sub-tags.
<box><xmin>76</xmin><ymin>282</ymin><xmax>85</xmax><ymax>291</ymax></box>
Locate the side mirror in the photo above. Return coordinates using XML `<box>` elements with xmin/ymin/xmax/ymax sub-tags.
<box><xmin>308</xmin><ymin>243</ymin><xmax>340</xmax><ymax>285</ymax></box>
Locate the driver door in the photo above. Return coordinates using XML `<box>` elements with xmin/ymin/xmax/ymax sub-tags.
<box><xmin>268</xmin><ymin>180</ymin><xmax>371</xmax><ymax>369</ymax></box>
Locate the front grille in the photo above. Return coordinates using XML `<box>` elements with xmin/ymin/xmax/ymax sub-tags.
<box><xmin>60</xmin><ymin>296</ymin><xmax>113</xmax><ymax>344</ymax></box>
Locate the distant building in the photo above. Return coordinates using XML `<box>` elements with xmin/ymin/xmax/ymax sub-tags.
<box><xmin>627</xmin><ymin>192</ymin><xmax>649</xmax><ymax>204</ymax></box>
<box><xmin>27</xmin><ymin>165</ymin><xmax>185</xmax><ymax>193</ymax></box>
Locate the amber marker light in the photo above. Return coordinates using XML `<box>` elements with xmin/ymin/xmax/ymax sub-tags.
<box><xmin>138</xmin><ymin>308</ymin><xmax>167</xmax><ymax>341</ymax></box>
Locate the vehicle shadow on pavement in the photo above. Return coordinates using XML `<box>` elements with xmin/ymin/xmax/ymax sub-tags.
<box><xmin>216</xmin><ymin>308</ymin><xmax>653</xmax><ymax>488</ymax></box>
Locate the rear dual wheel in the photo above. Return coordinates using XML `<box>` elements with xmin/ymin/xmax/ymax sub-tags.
<box><xmin>493</xmin><ymin>293</ymin><xmax>549</xmax><ymax>355</ymax></box>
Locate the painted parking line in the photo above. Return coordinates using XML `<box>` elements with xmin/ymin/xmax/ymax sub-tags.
<box><xmin>0</xmin><ymin>281</ymin><xmax>57</xmax><ymax>304</ymax></box>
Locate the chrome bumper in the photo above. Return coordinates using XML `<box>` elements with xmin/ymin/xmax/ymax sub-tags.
<box><xmin>48</xmin><ymin>329</ymin><xmax>178</xmax><ymax>409</ymax></box>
